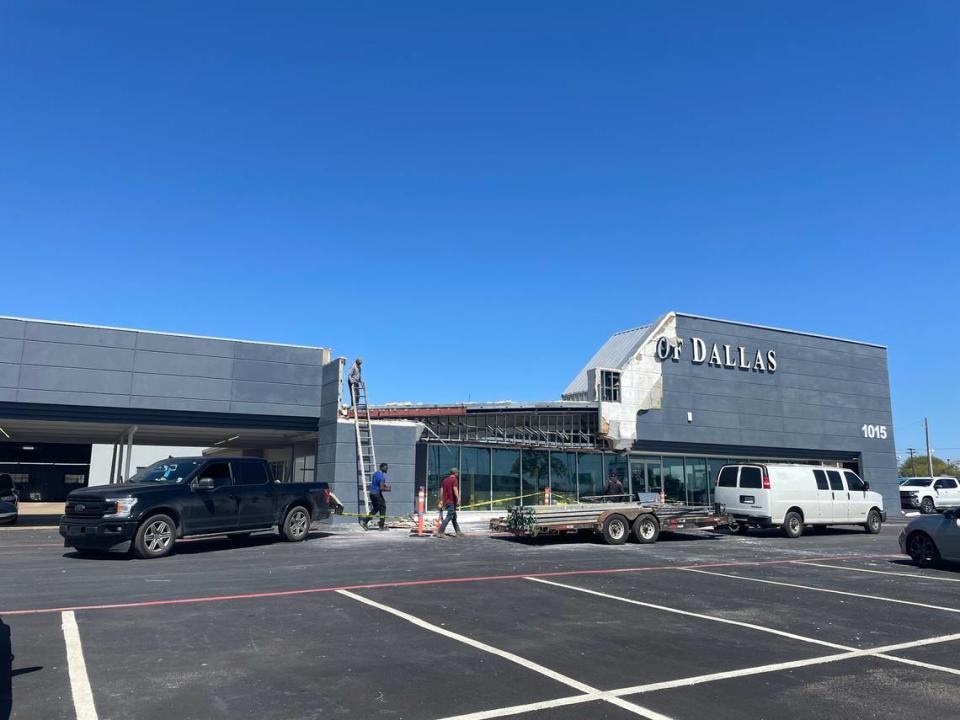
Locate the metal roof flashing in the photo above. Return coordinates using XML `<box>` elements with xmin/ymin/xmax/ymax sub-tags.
<box><xmin>0</xmin><ymin>315</ymin><xmax>329</xmax><ymax>352</ymax></box>
<box><xmin>673</xmin><ymin>312</ymin><xmax>887</xmax><ymax>349</ymax></box>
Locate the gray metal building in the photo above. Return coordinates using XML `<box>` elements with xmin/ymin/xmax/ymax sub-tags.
<box><xmin>0</xmin><ymin>311</ymin><xmax>899</xmax><ymax>516</ymax></box>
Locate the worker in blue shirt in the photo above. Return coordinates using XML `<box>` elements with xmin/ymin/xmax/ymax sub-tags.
<box><xmin>363</xmin><ymin>462</ymin><xmax>390</xmax><ymax>530</ymax></box>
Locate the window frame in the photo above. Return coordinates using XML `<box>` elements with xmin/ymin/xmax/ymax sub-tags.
<box><xmin>233</xmin><ymin>459</ymin><xmax>272</xmax><ymax>486</ymax></box>
<box><xmin>739</xmin><ymin>466</ymin><xmax>763</xmax><ymax>490</ymax></box>
<box><xmin>813</xmin><ymin>469</ymin><xmax>829</xmax><ymax>491</ymax></box>
<box><xmin>826</xmin><ymin>469</ymin><xmax>845</xmax><ymax>491</ymax></box>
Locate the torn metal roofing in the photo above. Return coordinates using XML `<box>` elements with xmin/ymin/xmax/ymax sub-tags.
<box><xmin>562</xmin><ymin>323</ymin><xmax>654</xmax><ymax>399</ymax></box>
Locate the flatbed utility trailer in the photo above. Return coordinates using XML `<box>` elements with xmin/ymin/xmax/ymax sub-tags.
<box><xmin>493</xmin><ymin>501</ymin><xmax>733</xmax><ymax>545</ymax></box>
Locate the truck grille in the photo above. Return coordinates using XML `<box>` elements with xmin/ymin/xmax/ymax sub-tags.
<box><xmin>65</xmin><ymin>497</ymin><xmax>109</xmax><ymax>518</ymax></box>
<box><xmin>899</xmin><ymin>492</ymin><xmax>918</xmax><ymax>510</ymax></box>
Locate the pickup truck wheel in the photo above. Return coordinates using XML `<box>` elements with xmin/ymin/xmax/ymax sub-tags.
<box><xmin>600</xmin><ymin>514</ymin><xmax>629</xmax><ymax>545</ymax></box>
<box><xmin>864</xmin><ymin>509</ymin><xmax>882</xmax><ymax>534</ymax></box>
<box><xmin>632</xmin><ymin>515</ymin><xmax>660</xmax><ymax>544</ymax></box>
<box><xmin>920</xmin><ymin>497</ymin><xmax>936</xmax><ymax>514</ymax></box>
<box><xmin>781</xmin><ymin>511</ymin><xmax>804</xmax><ymax>539</ymax></box>
<box><xmin>134</xmin><ymin>514</ymin><xmax>175</xmax><ymax>559</ymax></box>
<box><xmin>907</xmin><ymin>531</ymin><xmax>941</xmax><ymax>568</ymax></box>
<box><xmin>281</xmin><ymin>506</ymin><xmax>310</xmax><ymax>542</ymax></box>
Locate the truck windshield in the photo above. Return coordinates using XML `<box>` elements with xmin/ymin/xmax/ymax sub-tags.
<box><xmin>128</xmin><ymin>460</ymin><xmax>203</xmax><ymax>484</ymax></box>
<box><xmin>901</xmin><ymin>479</ymin><xmax>932</xmax><ymax>487</ymax></box>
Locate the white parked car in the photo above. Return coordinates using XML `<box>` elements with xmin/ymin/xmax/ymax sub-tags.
<box><xmin>900</xmin><ymin>508</ymin><xmax>960</xmax><ymax>567</ymax></box>
<box><xmin>715</xmin><ymin>463</ymin><xmax>886</xmax><ymax>538</ymax></box>
<box><xmin>898</xmin><ymin>476</ymin><xmax>960</xmax><ymax>515</ymax></box>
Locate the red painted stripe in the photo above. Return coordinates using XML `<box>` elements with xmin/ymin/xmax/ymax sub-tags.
<box><xmin>0</xmin><ymin>553</ymin><xmax>897</xmax><ymax>617</ymax></box>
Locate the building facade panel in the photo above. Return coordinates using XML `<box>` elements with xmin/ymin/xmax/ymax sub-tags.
<box><xmin>634</xmin><ymin>314</ymin><xmax>898</xmax><ymax>510</ymax></box>
<box><xmin>19</xmin><ymin>365</ymin><xmax>133</xmax><ymax>396</ymax></box>
<box><xmin>133</xmin><ymin>350</ymin><xmax>235</xmax><ymax>379</ymax></box>
<box><xmin>21</xmin><ymin>341</ymin><xmax>135</xmax><ymax>372</ymax></box>
<box><xmin>24</xmin><ymin>320</ymin><xmax>137</xmax><ymax>349</ymax></box>
<box><xmin>0</xmin><ymin>337</ymin><xmax>23</xmax><ymax>364</ymax></box>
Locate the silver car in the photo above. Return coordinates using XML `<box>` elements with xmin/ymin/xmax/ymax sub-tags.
<box><xmin>899</xmin><ymin>507</ymin><xmax>960</xmax><ymax>567</ymax></box>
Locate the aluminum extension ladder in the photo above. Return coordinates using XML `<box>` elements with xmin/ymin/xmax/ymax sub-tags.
<box><xmin>351</xmin><ymin>382</ymin><xmax>377</xmax><ymax>524</ymax></box>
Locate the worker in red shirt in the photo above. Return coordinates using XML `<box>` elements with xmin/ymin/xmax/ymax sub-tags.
<box><xmin>434</xmin><ymin>467</ymin><xmax>463</xmax><ymax>538</ymax></box>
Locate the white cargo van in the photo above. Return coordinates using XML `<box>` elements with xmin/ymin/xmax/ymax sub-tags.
<box><xmin>714</xmin><ymin>464</ymin><xmax>886</xmax><ymax>538</ymax></box>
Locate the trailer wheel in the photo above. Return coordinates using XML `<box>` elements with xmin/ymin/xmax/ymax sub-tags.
<box><xmin>632</xmin><ymin>515</ymin><xmax>660</xmax><ymax>544</ymax></box>
<box><xmin>601</xmin><ymin>514</ymin><xmax>630</xmax><ymax>545</ymax></box>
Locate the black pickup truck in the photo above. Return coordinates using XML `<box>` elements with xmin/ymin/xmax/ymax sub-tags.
<box><xmin>60</xmin><ymin>456</ymin><xmax>342</xmax><ymax>559</ymax></box>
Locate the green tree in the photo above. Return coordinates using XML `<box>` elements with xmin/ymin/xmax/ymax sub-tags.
<box><xmin>898</xmin><ymin>455</ymin><xmax>960</xmax><ymax>478</ymax></box>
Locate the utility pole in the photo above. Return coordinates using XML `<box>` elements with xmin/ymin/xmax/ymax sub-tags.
<box><xmin>906</xmin><ymin>448</ymin><xmax>916</xmax><ymax>462</ymax></box>
<box><xmin>924</xmin><ymin>418</ymin><xmax>934</xmax><ymax>478</ymax></box>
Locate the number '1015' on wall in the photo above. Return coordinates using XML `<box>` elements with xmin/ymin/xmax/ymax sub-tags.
<box><xmin>862</xmin><ymin>424</ymin><xmax>888</xmax><ymax>439</ymax></box>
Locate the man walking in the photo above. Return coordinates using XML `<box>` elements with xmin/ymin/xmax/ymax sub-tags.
<box><xmin>434</xmin><ymin>467</ymin><xmax>463</xmax><ymax>538</ymax></box>
<box><xmin>363</xmin><ymin>462</ymin><xmax>390</xmax><ymax>530</ymax></box>
<box><xmin>347</xmin><ymin>357</ymin><xmax>363</xmax><ymax>406</ymax></box>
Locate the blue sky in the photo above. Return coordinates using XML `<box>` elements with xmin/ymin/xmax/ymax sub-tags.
<box><xmin>1</xmin><ymin>2</ymin><xmax>958</xmax><ymax>462</ymax></box>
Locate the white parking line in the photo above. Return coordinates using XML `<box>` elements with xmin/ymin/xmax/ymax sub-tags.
<box><xmin>682</xmin><ymin>568</ymin><xmax>960</xmax><ymax>614</ymax></box>
<box><xmin>525</xmin><ymin>577</ymin><xmax>849</xmax><ymax>650</ymax></box>
<box><xmin>337</xmin><ymin>589</ymin><xmax>673</xmax><ymax>720</ymax></box>
<box><xmin>432</xmin><ymin>694</ymin><xmax>597</xmax><ymax>720</ymax></box>
<box><xmin>609</xmin><ymin>631</ymin><xmax>960</xmax><ymax>696</ymax></box>
<box><xmin>61</xmin><ymin>611</ymin><xmax>98</xmax><ymax>720</ymax></box>
<box><xmin>526</xmin><ymin>577</ymin><xmax>960</xmax><ymax>680</ymax></box>
<box><xmin>798</xmin><ymin>561</ymin><xmax>960</xmax><ymax>583</ymax></box>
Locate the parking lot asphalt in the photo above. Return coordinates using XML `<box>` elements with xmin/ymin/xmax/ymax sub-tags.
<box><xmin>2</xmin><ymin>518</ymin><xmax>958</xmax><ymax>720</ymax></box>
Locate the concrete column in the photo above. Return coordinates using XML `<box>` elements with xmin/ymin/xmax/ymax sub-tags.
<box><xmin>123</xmin><ymin>426</ymin><xmax>138</xmax><ymax>482</ymax></box>
<box><xmin>108</xmin><ymin>443</ymin><xmax>118</xmax><ymax>486</ymax></box>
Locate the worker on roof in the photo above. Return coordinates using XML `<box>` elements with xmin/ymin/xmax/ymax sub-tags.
<box><xmin>348</xmin><ymin>357</ymin><xmax>363</xmax><ymax>406</ymax></box>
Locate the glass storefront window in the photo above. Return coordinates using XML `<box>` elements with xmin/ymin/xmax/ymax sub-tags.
<box><xmin>684</xmin><ymin>457</ymin><xmax>709</xmax><ymax>505</ymax></box>
<box><xmin>427</xmin><ymin>444</ymin><xmax>460</xmax><ymax>509</ymax></box>
<box><xmin>521</xmin><ymin>450</ymin><xmax>549</xmax><ymax>505</ymax></box>
<box><xmin>662</xmin><ymin>457</ymin><xmax>685</xmax><ymax>504</ymax></box>
<box><xmin>603</xmin><ymin>453</ymin><xmax>629</xmax><ymax>499</ymax></box>
<box><xmin>550</xmin><ymin>452</ymin><xmax>577</xmax><ymax>503</ymax></box>
<box><xmin>577</xmin><ymin>453</ymin><xmax>603</xmax><ymax>501</ymax></box>
<box><xmin>706</xmin><ymin>458</ymin><xmax>729</xmax><ymax>502</ymax></box>
<box><xmin>461</xmin><ymin>447</ymin><xmax>491</xmax><ymax>511</ymax></box>
<box><xmin>492</xmin><ymin>449</ymin><xmax>521</xmax><ymax>510</ymax></box>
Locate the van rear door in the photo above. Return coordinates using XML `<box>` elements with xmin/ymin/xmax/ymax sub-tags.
<box><xmin>736</xmin><ymin>465</ymin><xmax>768</xmax><ymax>515</ymax></box>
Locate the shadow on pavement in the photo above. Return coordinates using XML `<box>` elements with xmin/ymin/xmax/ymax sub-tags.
<box><xmin>1</xmin><ymin>618</ymin><xmax>43</xmax><ymax>720</ymax></box>
<box><xmin>5</xmin><ymin>514</ymin><xmax>61</xmax><ymax>527</ymax></box>
<box><xmin>62</xmin><ymin>530</ymin><xmax>336</xmax><ymax>560</ymax></box>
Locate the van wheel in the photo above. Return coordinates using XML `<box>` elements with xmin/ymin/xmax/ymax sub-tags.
<box><xmin>601</xmin><ymin>514</ymin><xmax>630</xmax><ymax>545</ymax></box>
<box><xmin>632</xmin><ymin>515</ymin><xmax>660</xmax><ymax>544</ymax></box>
<box><xmin>281</xmin><ymin>506</ymin><xmax>310</xmax><ymax>542</ymax></box>
<box><xmin>920</xmin><ymin>497</ymin><xmax>936</xmax><ymax>514</ymax></box>
<box><xmin>781</xmin><ymin>511</ymin><xmax>804</xmax><ymax>539</ymax></box>
<box><xmin>864</xmin><ymin>509</ymin><xmax>882</xmax><ymax>534</ymax></box>
<box><xmin>134</xmin><ymin>514</ymin><xmax>175</xmax><ymax>559</ymax></box>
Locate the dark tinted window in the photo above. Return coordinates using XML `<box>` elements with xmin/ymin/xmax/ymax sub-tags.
<box><xmin>717</xmin><ymin>467</ymin><xmax>739</xmax><ymax>487</ymax></box>
<box><xmin>739</xmin><ymin>467</ymin><xmax>763</xmax><ymax>489</ymax></box>
<box><xmin>827</xmin><ymin>470</ymin><xmax>844</xmax><ymax>491</ymax></box>
<box><xmin>844</xmin><ymin>472</ymin><xmax>866</xmax><ymax>491</ymax></box>
<box><xmin>813</xmin><ymin>469</ymin><xmax>829</xmax><ymax>491</ymax></box>
<box><xmin>200</xmin><ymin>462</ymin><xmax>232</xmax><ymax>486</ymax></box>
<box><xmin>234</xmin><ymin>460</ymin><xmax>271</xmax><ymax>485</ymax></box>
<box><xmin>935</xmin><ymin>478</ymin><xmax>958</xmax><ymax>490</ymax></box>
